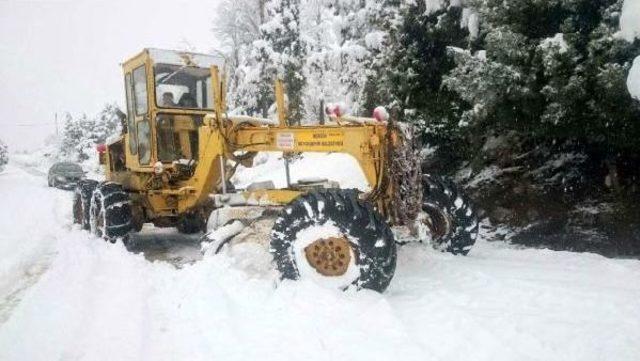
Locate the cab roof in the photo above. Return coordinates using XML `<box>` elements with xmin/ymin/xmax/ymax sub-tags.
<box><xmin>123</xmin><ymin>48</ymin><xmax>225</xmax><ymax>69</ymax></box>
<box><xmin>147</xmin><ymin>48</ymin><xmax>225</xmax><ymax>68</ymax></box>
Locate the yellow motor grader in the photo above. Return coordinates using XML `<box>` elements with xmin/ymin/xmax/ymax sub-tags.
<box><xmin>73</xmin><ymin>48</ymin><xmax>478</xmax><ymax>292</ymax></box>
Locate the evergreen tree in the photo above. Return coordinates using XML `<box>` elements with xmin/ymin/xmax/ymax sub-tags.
<box><xmin>302</xmin><ymin>0</ymin><xmax>387</xmax><ymax>118</ymax></box>
<box><xmin>444</xmin><ymin>0</ymin><xmax>640</xmax><ymax>154</ymax></box>
<box><xmin>254</xmin><ymin>0</ymin><xmax>307</xmax><ymax>123</ymax></box>
<box><xmin>218</xmin><ymin>0</ymin><xmax>388</xmax><ymax>121</ymax></box>
<box><xmin>58</xmin><ymin>104</ymin><xmax>123</xmax><ymax>162</ymax></box>
<box><xmin>60</xmin><ymin>112</ymin><xmax>83</xmax><ymax>160</ymax></box>
<box><xmin>214</xmin><ymin>0</ymin><xmax>266</xmax><ymax>115</ymax></box>
<box><xmin>372</xmin><ymin>0</ymin><xmax>472</xmax><ymax>160</ymax></box>
<box><xmin>0</xmin><ymin>138</ymin><xmax>8</xmax><ymax>172</ymax></box>
<box><xmin>93</xmin><ymin>103</ymin><xmax>123</xmax><ymax>143</ymax></box>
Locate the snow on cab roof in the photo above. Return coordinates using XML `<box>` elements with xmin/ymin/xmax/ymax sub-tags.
<box><xmin>147</xmin><ymin>48</ymin><xmax>225</xmax><ymax>68</ymax></box>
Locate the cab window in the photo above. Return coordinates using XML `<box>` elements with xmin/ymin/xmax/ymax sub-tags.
<box><xmin>156</xmin><ymin>115</ymin><xmax>199</xmax><ymax>162</ymax></box>
<box><xmin>132</xmin><ymin>65</ymin><xmax>148</xmax><ymax>115</ymax></box>
<box><xmin>154</xmin><ymin>64</ymin><xmax>213</xmax><ymax>109</ymax></box>
<box><xmin>156</xmin><ymin>116</ymin><xmax>176</xmax><ymax>162</ymax></box>
<box><xmin>137</xmin><ymin>121</ymin><xmax>151</xmax><ymax>165</ymax></box>
<box><xmin>125</xmin><ymin>73</ymin><xmax>137</xmax><ymax>154</ymax></box>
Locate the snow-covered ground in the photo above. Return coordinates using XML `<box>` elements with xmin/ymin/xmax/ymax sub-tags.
<box><xmin>0</xmin><ymin>156</ymin><xmax>639</xmax><ymax>361</ymax></box>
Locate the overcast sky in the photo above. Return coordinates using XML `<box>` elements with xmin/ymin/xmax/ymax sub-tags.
<box><xmin>0</xmin><ymin>0</ymin><xmax>222</xmax><ymax>151</ymax></box>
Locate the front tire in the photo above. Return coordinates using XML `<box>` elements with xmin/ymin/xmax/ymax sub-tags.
<box><xmin>89</xmin><ymin>182</ymin><xmax>133</xmax><ymax>242</ymax></box>
<box><xmin>418</xmin><ymin>174</ymin><xmax>479</xmax><ymax>255</ymax></box>
<box><xmin>270</xmin><ymin>189</ymin><xmax>396</xmax><ymax>292</ymax></box>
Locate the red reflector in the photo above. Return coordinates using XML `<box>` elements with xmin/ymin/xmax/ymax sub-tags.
<box><xmin>373</xmin><ymin>106</ymin><xmax>389</xmax><ymax>122</ymax></box>
<box><xmin>96</xmin><ymin>144</ymin><xmax>107</xmax><ymax>153</ymax></box>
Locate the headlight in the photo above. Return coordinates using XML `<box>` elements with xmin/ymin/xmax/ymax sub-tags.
<box><xmin>56</xmin><ymin>176</ymin><xmax>66</xmax><ymax>182</ymax></box>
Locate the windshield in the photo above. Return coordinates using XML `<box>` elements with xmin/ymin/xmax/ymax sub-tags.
<box><xmin>154</xmin><ymin>64</ymin><xmax>213</xmax><ymax>110</ymax></box>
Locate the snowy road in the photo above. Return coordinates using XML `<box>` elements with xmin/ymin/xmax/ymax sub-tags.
<box><xmin>0</xmin><ymin>161</ymin><xmax>639</xmax><ymax>361</ymax></box>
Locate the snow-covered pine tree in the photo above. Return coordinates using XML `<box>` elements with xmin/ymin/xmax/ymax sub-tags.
<box><xmin>60</xmin><ymin>112</ymin><xmax>83</xmax><ymax>160</ymax></box>
<box><xmin>218</xmin><ymin>0</ymin><xmax>390</xmax><ymax>122</ymax></box>
<box><xmin>213</xmin><ymin>0</ymin><xmax>266</xmax><ymax>114</ymax></box>
<box><xmin>580</xmin><ymin>0</ymin><xmax>640</xmax><ymax>152</ymax></box>
<box><xmin>301</xmin><ymin>0</ymin><xmax>387</xmax><ymax>119</ymax></box>
<box><xmin>75</xmin><ymin>114</ymin><xmax>97</xmax><ymax>161</ymax></box>
<box><xmin>440</xmin><ymin>0</ymin><xmax>640</xmax><ymax>249</ymax></box>
<box><xmin>93</xmin><ymin>103</ymin><xmax>123</xmax><ymax>143</ymax></box>
<box><xmin>372</xmin><ymin>0</ymin><xmax>472</xmax><ymax>165</ymax></box>
<box><xmin>58</xmin><ymin>104</ymin><xmax>123</xmax><ymax>162</ymax></box>
<box><xmin>444</xmin><ymin>0</ymin><xmax>640</xmax><ymax>153</ymax></box>
<box><xmin>254</xmin><ymin>0</ymin><xmax>307</xmax><ymax>123</ymax></box>
<box><xmin>0</xmin><ymin>138</ymin><xmax>8</xmax><ymax>172</ymax></box>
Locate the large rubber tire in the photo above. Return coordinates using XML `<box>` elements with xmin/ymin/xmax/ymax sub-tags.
<box><xmin>89</xmin><ymin>182</ymin><xmax>133</xmax><ymax>242</ymax></box>
<box><xmin>176</xmin><ymin>212</ymin><xmax>205</xmax><ymax>234</ymax></box>
<box><xmin>270</xmin><ymin>189</ymin><xmax>396</xmax><ymax>292</ymax></box>
<box><xmin>420</xmin><ymin>174</ymin><xmax>479</xmax><ymax>255</ymax></box>
<box><xmin>73</xmin><ymin>179</ymin><xmax>98</xmax><ymax>230</ymax></box>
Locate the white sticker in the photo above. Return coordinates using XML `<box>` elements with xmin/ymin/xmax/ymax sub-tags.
<box><xmin>276</xmin><ymin>132</ymin><xmax>295</xmax><ymax>150</ymax></box>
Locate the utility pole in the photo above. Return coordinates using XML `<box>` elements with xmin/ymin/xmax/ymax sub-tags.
<box><xmin>55</xmin><ymin>113</ymin><xmax>58</xmax><ymax>136</ymax></box>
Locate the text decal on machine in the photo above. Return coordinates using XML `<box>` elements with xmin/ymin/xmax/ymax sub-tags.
<box><xmin>276</xmin><ymin>133</ymin><xmax>295</xmax><ymax>150</ymax></box>
<box><xmin>297</xmin><ymin>131</ymin><xmax>344</xmax><ymax>150</ymax></box>
<box><xmin>276</xmin><ymin>131</ymin><xmax>345</xmax><ymax>151</ymax></box>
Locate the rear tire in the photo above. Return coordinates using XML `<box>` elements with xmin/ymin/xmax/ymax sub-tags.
<box><xmin>73</xmin><ymin>179</ymin><xmax>98</xmax><ymax>230</ymax></box>
<box><xmin>89</xmin><ymin>182</ymin><xmax>133</xmax><ymax>242</ymax></box>
<box><xmin>418</xmin><ymin>174</ymin><xmax>479</xmax><ymax>255</ymax></box>
<box><xmin>270</xmin><ymin>189</ymin><xmax>396</xmax><ymax>292</ymax></box>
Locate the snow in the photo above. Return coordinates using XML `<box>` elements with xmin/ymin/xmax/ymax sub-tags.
<box><xmin>628</xmin><ymin>56</ymin><xmax>640</xmax><ymax>100</ymax></box>
<box><xmin>364</xmin><ymin>31</ymin><xmax>385</xmax><ymax>50</ymax></box>
<box><xmin>231</xmin><ymin>152</ymin><xmax>370</xmax><ymax>191</ymax></box>
<box><xmin>540</xmin><ymin>33</ymin><xmax>568</xmax><ymax>54</ymax></box>
<box><xmin>423</xmin><ymin>0</ymin><xmax>445</xmax><ymax>15</ymax></box>
<box><xmin>620</xmin><ymin>0</ymin><xmax>640</xmax><ymax>41</ymax></box>
<box><xmin>461</xmin><ymin>9</ymin><xmax>479</xmax><ymax>39</ymax></box>
<box><xmin>1</xmin><ymin>158</ymin><xmax>640</xmax><ymax>360</ymax></box>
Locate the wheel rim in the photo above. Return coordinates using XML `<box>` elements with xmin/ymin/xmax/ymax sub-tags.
<box><xmin>420</xmin><ymin>203</ymin><xmax>452</xmax><ymax>241</ymax></box>
<box><xmin>304</xmin><ymin>236</ymin><xmax>352</xmax><ymax>276</ymax></box>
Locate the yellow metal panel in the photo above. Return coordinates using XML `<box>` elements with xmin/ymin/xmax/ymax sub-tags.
<box><xmin>230</xmin><ymin>124</ymin><xmax>387</xmax><ymax>190</ymax></box>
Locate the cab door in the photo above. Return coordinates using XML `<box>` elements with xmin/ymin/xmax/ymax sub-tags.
<box><xmin>124</xmin><ymin>72</ymin><xmax>138</xmax><ymax>169</ymax></box>
<box><xmin>127</xmin><ymin>64</ymin><xmax>153</xmax><ymax>169</ymax></box>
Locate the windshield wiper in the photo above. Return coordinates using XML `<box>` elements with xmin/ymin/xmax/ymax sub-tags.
<box><xmin>157</xmin><ymin>65</ymin><xmax>188</xmax><ymax>84</ymax></box>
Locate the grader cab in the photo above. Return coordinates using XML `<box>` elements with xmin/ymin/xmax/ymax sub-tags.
<box><xmin>73</xmin><ymin>48</ymin><xmax>479</xmax><ymax>292</ymax></box>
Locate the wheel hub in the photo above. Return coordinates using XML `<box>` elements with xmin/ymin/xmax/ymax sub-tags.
<box><xmin>304</xmin><ymin>236</ymin><xmax>351</xmax><ymax>276</ymax></box>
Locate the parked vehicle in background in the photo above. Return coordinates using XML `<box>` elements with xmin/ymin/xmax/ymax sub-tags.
<box><xmin>48</xmin><ymin>162</ymin><xmax>85</xmax><ymax>190</ymax></box>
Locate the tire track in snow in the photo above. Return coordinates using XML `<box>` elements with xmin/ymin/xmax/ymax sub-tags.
<box><xmin>0</xmin><ymin>164</ymin><xmax>67</xmax><ymax>324</ymax></box>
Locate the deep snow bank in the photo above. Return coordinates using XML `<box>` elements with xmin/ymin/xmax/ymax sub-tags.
<box><xmin>628</xmin><ymin>56</ymin><xmax>640</xmax><ymax>100</ymax></box>
<box><xmin>620</xmin><ymin>0</ymin><xmax>640</xmax><ymax>42</ymax></box>
<box><xmin>1</xmin><ymin>159</ymin><xmax>640</xmax><ymax>361</ymax></box>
